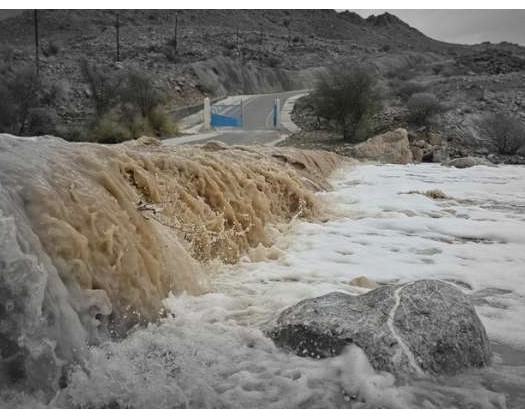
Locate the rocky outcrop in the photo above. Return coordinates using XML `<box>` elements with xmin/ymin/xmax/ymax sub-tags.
<box><xmin>269</xmin><ymin>280</ymin><xmax>491</xmax><ymax>376</ymax></box>
<box><xmin>487</xmin><ymin>153</ymin><xmax>525</xmax><ymax>165</ymax></box>
<box><xmin>444</xmin><ymin>156</ymin><xmax>495</xmax><ymax>168</ymax></box>
<box><xmin>349</xmin><ymin>128</ymin><xmax>413</xmax><ymax>164</ymax></box>
<box><xmin>408</xmin><ymin>127</ymin><xmax>446</xmax><ymax>163</ymax></box>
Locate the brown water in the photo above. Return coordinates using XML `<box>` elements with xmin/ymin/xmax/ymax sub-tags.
<box><xmin>0</xmin><ymin>134</ymin><xmax>345</xmax><ymax>391</ymax></box>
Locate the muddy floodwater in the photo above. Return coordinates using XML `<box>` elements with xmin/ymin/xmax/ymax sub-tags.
<box><xmin>2</xmin><ymin>145</ymin><xmax>525</xmax><ymax>407</ymax></box>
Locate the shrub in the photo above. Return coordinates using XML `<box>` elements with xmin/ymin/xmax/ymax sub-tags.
<box><xmin>129</xmin><ymin>115</ymin><xmax>154</xmax><ymax>138</ymax></box>
<box><xmin>261</xmin><ymin>55</ymin><xmax>280</xmax><ymax>68</ymax></box>
<box><xmin>481</xmin><ymin>113</ymin><xmax>525</xmax><ymax>155</ymax></box>
<box><xmin>80</xmin><ymin>59</ymin><xmax>121</xmax><ymax>117</ymax></box>
<box><xmin>395</xmin><ymin>80</ymin><xmax>427</xmax><ymax>101</ymax></box>
<box><xmin>42</xmin><ymin>41</ymin><xmax>60</xmax><ymax>57</ymax></box>
<box><xmin>147</xmin><ymin>106</ymin><xmax>177</xmax><ymax>137</ymax></box>
<box><xmin>91</xmin><ymin>112</ymin><xmax>131</xmax><ymax>144</ymax></box>
<box><xmin>311</xmin><ymin>64</ymin><xmax>381</xmax><ymax>142</ymax></box>
<box><xmin>406</xmin><ymin>93</ymin><xmax>444</xmax><ymax>126</ymax></box>
<box><xmin>386</xmin><ymin>64</ymin><xmax>420</xmax><ymax>82</ymax></box>
<box><xmin>26</xmin><ymin>107</ymin><xmax>59</xmax><ymax>135</ymax></box>
<box><xmin>0</xmin><ymin>65</ymin><xmax>46</xmax><ymax>135</ymax></box>
<box><xmin>121</xmin><ymin>71</ymin><xmax>166</xmax><ymax>118</ymax></box>
<box><xmin>80</xmin><ymin>65</ymin><xmax>175</xmax><ymax>142</ymax></box>
<box><xmin>64</xmin><ymin>127</ymin><xmax>87</xmax><ymax>142</ymax></box>
<box><xmin>164</xmin><ymin>47</ymin><xmax>180</xmax><ymax>63</ymax></box>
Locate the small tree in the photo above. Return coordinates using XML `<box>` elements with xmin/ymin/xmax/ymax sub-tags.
<box><xmin>312</xmin><ymin>64</ymin><xmax>381</xmax><ymax>142</ymax></box>
<box><xmin>85</xmin><ymin>69</ymin><xmax>174</xmax><ymax>142</ymax></box>
<box><xmin>481</xmin><ymin>113</ymin><xmax>525</xmax><ymax>155</ymax></box>
<box><xmin>0</xmin><ymin>65</ymin><xmax>62</xmax><ymax>136</ymax></box>
<box><xmin>121</xmin><ymin>71</ymin><xmax>166</xmax><ymax>118</ymax></box>
<box><xmin>0</xmin><ymin>66</ymin><xmax>40</xmax><ymax>135</ymax></box>
<box><xmin>80</xmin><ymin>59</ymin><xmax>121</xmax><ymax>117</ymax></box>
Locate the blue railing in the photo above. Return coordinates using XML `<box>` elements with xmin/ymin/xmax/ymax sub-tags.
<box><xmin>211</xmin><ymin>104</ymin><xmax>243</xmax><ymax>127</ymax></box>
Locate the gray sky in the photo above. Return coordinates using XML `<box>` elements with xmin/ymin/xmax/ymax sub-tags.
<box><xmin>352</xmin><ymin>9</ymin><xmax>525</xmax><ymax>46</ymax></box>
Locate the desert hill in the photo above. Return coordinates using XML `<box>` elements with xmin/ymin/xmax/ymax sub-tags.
<box><xmin>1</xmin><ymin>9</ymin><xmax>525</xmax><ymax>151</ymax></box>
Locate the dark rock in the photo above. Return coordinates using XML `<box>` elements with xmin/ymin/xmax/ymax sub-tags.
<box><xmin>269</xmin><ymin>280</ymin><xmax>491</xmax><ymax>376</ymax></box>
<box><xmin>421</xmin><ymin>150</ymin><xmax>434</xmax><ymax>162</ymax></box>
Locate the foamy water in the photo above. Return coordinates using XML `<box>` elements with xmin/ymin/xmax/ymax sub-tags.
<box><xmin>3</xmin><ymin>163</ymin><xmax>525</xmax><ymax>408</ymax></box>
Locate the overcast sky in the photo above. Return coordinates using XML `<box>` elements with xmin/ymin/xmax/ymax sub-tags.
<box><xmin>352</xmin><ymin>9</ymin><xmax>525</xmax><ymax>46</ymax></box>
<box><xmin>1</xmin><ymin>8</ymin><xmax>525</xmax><ymax>46</ymax></box>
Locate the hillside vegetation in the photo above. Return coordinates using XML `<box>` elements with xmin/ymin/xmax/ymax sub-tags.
<box><xmin>1</xmin><ymin>9</ymin><xmax>525</xmax><ymax>156</ymax></box>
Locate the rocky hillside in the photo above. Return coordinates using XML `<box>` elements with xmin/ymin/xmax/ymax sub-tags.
<box><xmin>2</xmin><ymin>9</ymin><xmax>525</xmax><ymax>144</ymax></box>
<box><xmin>286</xmin><ymin>65</ymin><xmax>525</xmax><ymax>165</ymax></box>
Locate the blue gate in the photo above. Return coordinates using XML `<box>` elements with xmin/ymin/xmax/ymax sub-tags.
<box><xmin>211</xmin><ymin>103</ymin><xmax>243</xmax><ymax>128</ymax></box>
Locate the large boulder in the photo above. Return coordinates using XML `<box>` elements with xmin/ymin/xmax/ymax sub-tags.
<box><xmin>269</xmin><ymin>280</ymin><xmax>491</xmax><ymax>376</ymax></box>
<box><xmin>349</xmin><ymin>128</ymin><xmax>412</xmax><ymax>164</ymax></box>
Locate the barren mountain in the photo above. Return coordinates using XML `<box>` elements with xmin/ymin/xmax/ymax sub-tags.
<box><xmin>1</xmin><ymin>9</ymin><xmax>525</xmax><ymax>155</ymax></box>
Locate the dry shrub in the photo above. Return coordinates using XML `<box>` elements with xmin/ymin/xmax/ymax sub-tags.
<box><xmin>91</xmin><ymin>113</ymin><xmax>131</xmax><ymax>144</ymax></box>
<box><xmin>481</xmin><ymin>113</ymin><xmax>525</xmax><ymax>155</ymax></box>
<box><xmin>407</xmin><ymin>93</ymin><xmax>444</xmax><ymax>126</ymax></box>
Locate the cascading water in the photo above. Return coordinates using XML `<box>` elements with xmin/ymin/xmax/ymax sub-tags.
<box><xmin>2</xmin><ymin>134</ymin><xmax>525</xmax><ymax>408</ymax></box>
<box><xmin>0</xmin><ymin>133</ymin><xmax>344</xmax><ymax>395</ymax></box>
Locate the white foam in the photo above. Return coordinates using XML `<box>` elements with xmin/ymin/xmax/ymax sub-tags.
<box><xmin>4</xmin><ymin>163</ymin><xmax>525</xmax><ymax>408</ymax></box>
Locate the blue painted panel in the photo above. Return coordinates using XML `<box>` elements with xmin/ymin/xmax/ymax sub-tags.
<box><xmin>211</xmin><ymin>113</ymin><xmax>242</xmax><ymax>127</ymax></box>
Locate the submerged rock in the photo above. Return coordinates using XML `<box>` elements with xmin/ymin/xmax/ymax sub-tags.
<box><xmin>348</xmin><ymin>275</ymin><xmax>379</xmax><ymax>289</ymax></box>
<box><xmin>349</xmin><ymin>128</ymin><xmax>412</xmax><ymax>164</ymax></box>
<box><xmin>269</xmin><ymin>280</ymin><xmax>491</xmax><ymax>376</ymax></box>
<box><xmin>444</xmin><ymin>156</ymin><xmax>495</xmax><ymax>168</ymax></box>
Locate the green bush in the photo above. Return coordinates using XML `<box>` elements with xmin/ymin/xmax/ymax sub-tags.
<box><xmin>311</xmin><ymin>64</ymin><xmax>381</xmax><ymax>142</ymax></box>
<box><xmin>481</xmin><ymin>113</ymin><xmax>525</xmax><ymax>155</ymax></box>
<box><xmin>129</xmin><ymin>115</ymin><xmax>154</xmax><ymax>139</ymax></box>
<box><xmin>91</xmin><ymin>113</ymin><xmax>131</xmax><ymax>144</ymax></box>
<box><xmin>80</xmin><ymin>64</ymin><xmax>176</xmax><ymax>142</ymax></box>
<box><xmin>147</xmin><ymin>106</ymin><xmax>177</xmax><ymax>137</ymax></box>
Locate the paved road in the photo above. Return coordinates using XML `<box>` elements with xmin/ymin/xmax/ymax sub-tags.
<box><xmin>164</xmin><ymin>90</ymin><xmax>306</xmax><ymax>147</ymax></box>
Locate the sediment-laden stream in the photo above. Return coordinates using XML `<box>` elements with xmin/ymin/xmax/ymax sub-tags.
<box><xmin>1</xmin><ymin>134</ymin><xmax>524</xmax><ymax>407</ymax></box>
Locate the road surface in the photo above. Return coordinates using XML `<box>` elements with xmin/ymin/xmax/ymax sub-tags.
<box><xmin>163</xmin><ymin>90</ymin><xmax>306</xmax><ymax>147</ymax></box>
